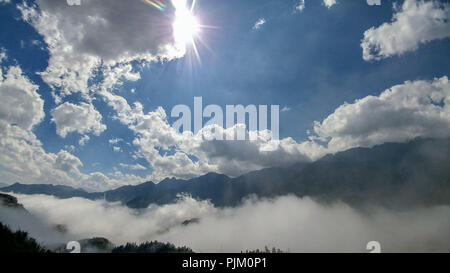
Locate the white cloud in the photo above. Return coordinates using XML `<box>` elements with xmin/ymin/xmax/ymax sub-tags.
<box><xmin>312</xmin><ymin>76</ymin><xmax>450</xmax><ymax>152</ymax></box>
<box><xmin>101</xmin><ymin>74</ymin><xmax>450</xmax><ymax>181</ymax></box>
<box><xmin>7</xmin><ymin>0</ymin><xmax>315</xmax><ymax>187</ymax></box>
<box><xmin>0</xmin><ymin>49</ymin><xmax>6</xmax><ymax>63</ymax></box>
<box><xmin>51</xmin><ymin>102</ymin><xmax>106</xmax><ymax>138</ymax></box>
<box><xmin>119</xmin><ymin>163</ymin><xmax>147</xmax><ymax>171</ymax></box>
<box><xmin>362</xmin><ymin>0</ymin><xmax>450</xmax><ymax>61</ymax></box>
<box><xmin>367</xmin><ymin>0</ymin><xmax>381</xmax><ymax>6</ymax></box>
<box><xmin>100</xmin><ymin>63</ymin><xmax>141</xmax><ymax>93</ymax></box>
<box><xmin>0</xmin><ymin>118</ymin><xmax>114</xmax><ymax>191</ymax></box>
<box><xmin>8</xmin><ymin>74</ymin><xmax>447</xmax><ymax>190</ymax></box>
<box><xmin>11</xmin><ymin>194</ymin><xmax>450</xmax><ymax>252</ymax></box>
<box><xmin>64</xmin><ymin>145</ymin><xmax>75</xmax><ymax>153</ymax></box>
<box><xmin>0</xmin><ymin>53</ymin><xmax>86</xmax><ymax>188</ymax></box>
<box><xmin>323</xmin><ymin>0</ymin><xmax>337</xmax><ymax>8</ymax></box>
<box><xmin>296</xmin><ymin>0</ymin><xmax>305</xmax><ymax>12</ymax></box>
<box><xmin>4</xmin><ymin>0</ymin><xmax>450</xmax><ymax>191</ymax></box>
<box><xmin>54</xmin><ymin>150</ymin><xmax>83</xmax><ymax>174</ymax></box>
<box><xmin>281</xmin><ymin>106</ymin><xmax>291</xmax><ymax>112</ymax></box>
<box><xmin>109</xmin><ymin>138</ymin><xmax>123</xmax><ymax>145</ymax></box>
<box><xmin>253</xmin><ymin>18</ymin><xmax>266</xmax><ymax>30</ymax></box>
<box><xmin>18</xmin><ymin>0</ymin><xmax>186</xmax><ymax>102</ymax></box>
<box><xmin>192</xmin><ymin>128</ymin><xmax>313</xmax><ymax>177</ymax></box>
<box><xmin>78</xmin><ymin>135</ymin><xmax>90</xmax><ymax>146</ymax></box>
<box><xmin>0</xmin><ymin>62</ymin><xmax>44</xmax><ymax>131</ymax></box>
<box><xmin>0</xmin><ymin>54</ymin><xmax>151</xmax><ymax>191</ymax></box>
<box><xmin>100</xmin><ymin>90</ymin><xmax>315</xmax><ymax>181</ymax></box>
<box><xmin>113</xmin><ymin>146</ymin><xmax>122</xmax><ymax>153</ymax></box>
<box><xmin>9</xmin><ymin>1</ymin><xmax>190</xmax><ymax>189</ymax></box>
<box><xmin>5</xmin><ymin>60</ymin><xmax>445</xmax><ymax>189</ymax></box>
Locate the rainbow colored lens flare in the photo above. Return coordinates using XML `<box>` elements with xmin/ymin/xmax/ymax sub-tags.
<box><xmin>141</xmin><ymin>0</ymin><xmax>166</xmax><ymax>11</ymax></box>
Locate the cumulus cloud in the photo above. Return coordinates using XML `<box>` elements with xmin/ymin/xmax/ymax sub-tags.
<box><xmin>0</xmin><ymin>52</ymin><xmax>74</xmax><ymax>186</ymax></box>
<box><xmin>0</xmin><ymin>120</ymin><xmax>132</xmax><ymax>191</ymax></box>
<box><xmin>100</xmin><ymin>90</ymin><xmax>318</xmax><ymax>181</ymax></box>
<box><xmin>9</xmin><ymin>194</ymin><xmax>450</xmax><ymax>252</ymax></box>
<box><xmin>193</xmin><ymin>131</ymin><xmax>312</xmax><ymax>177</ymax></box>
<box><xmin>311</xmin><ymin>76</ymin><xmax>450</xmax><ymax>153</ymax></box>
<box><xmin>7</xmin><ymin>0</ymin><xmax>324</xmax><ymax>185</ymax></box>
<box><xmin>0</xmin><ymin>50</ymin><xmax>141</xmax><ymax>191</ymax></box>
<box><xmin>361</xmin><ymin>0</ymin><xmax>450</xmax><ymax>61</ymax></box>
<box><xmin>0</xmin><ymin>103</ymin><xmax>150</xmax><ymax>191</ymax></box>
<box><xmin>0</xmin><ymin>62</ymin><xmax>44</xmax><ymax>131</ymax></box>
<box><xmin>3</xmin><ymin>49</ymin><xmax>447</xmax><ymax>190</ymax></box>
<box><xmin>5</xmin><ymin>0</ymin><xmax>450</xmax><ymax>190</ymax></box>
<box><xmin>99</xmin><ymin>75</ymin><xmax>450</xmax><ymax>182</ymax></box>
<box><xmin>18</xmin><ymin>0</ymin><xmax>185</xmax><ymax>101</ymax></box>
<box><xmin>0</xmin><ymin>115</ymin><xmax>131</xmax><ymax>191</ymax></box>
<box><xmin>51</xmin><ymin>102</ymin><xmax>106</xmax><ymax>138</ymax></box>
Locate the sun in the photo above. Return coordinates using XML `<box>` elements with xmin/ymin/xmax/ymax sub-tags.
<box><xmin>172</xmin><ymin>1</ymin><xmax>201</xmax><ymax>46</ymax></box>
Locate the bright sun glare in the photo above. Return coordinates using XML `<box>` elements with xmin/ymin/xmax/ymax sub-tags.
<box><xmin>173</xmin><ymin>1</ymin><xmax>201</xmax><ymax>46</ymax></box>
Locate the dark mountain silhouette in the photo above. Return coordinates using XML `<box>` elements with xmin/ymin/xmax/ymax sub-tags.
<box><xmin>0</xmin><ymin>193</ymin><xmax>26</xmax><ymax>210</ymax></box>
<box><xmin>0</xmin><ymin>183</ymin><xmax>94</xmax><ymax>199</ymax></box>
<box><xmin>2</xmin><ymin>138</ymin><xmax>449</xmax><ymax>209</ymax></box>
<box><xmin>288</xmin><ymin>139</ymin><xmax>450</xmax><ymax>207</ymax></box>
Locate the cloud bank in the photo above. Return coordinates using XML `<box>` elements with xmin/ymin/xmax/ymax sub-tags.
<box><xmin>6</xmin><ymin>193</ymin><xmax>450</xmax><ymax>252</ymax></box>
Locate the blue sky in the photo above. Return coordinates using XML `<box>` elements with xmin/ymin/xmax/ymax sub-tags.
<box><xmin>1</xmin><ymin>0</ymin><xmax>450</xmax><ymax>190</ymax></box>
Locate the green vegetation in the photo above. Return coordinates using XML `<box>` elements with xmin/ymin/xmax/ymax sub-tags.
<box><xmin>0</xmin><ymin>222</ymin><xmax>49</xmax><ymax>253</ymax></box>
<box><xmin>112</xmin><ymin>241</ymin><xmax>194</xmax><ymax>253</ymax></box>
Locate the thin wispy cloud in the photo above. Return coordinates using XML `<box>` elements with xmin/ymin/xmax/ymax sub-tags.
<box><xmin>119</xmin><ymin>163</ymin><xmax>147</xmax><ymax>171</ymax></box>
<box><xmin>253</xmin><ymin>18</ymin><xmax>266</xmax><ymax>30</ymax></box>
<box><xmin>281</xmin><ymin>106</ymin><xmax>291</xmax><ymax>112</ymax></box>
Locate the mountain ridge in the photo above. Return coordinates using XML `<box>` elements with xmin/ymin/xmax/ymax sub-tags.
<box><xmin>2</xmin><ymin>138</ymin><xmax>450</xmax><ymax>209</ymax></box>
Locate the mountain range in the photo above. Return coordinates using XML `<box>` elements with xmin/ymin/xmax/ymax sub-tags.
<box><xmin>2</xmin><ymin>138</ymin><xmax>449</xmax><ymax>209</ymax></box>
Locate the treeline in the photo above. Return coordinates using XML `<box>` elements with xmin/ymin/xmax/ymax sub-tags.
<box><xmin>0</xmin><ymin>222</ymin><xmax>49</xmax><ymax>253</ymax></box>
<box><xmin>112</xmin><ymin>241</ymin><xmax>194</xmax><ymax>253</ymax></box>
<box><xmin>242</xmin><ymin>246</ymin><xmax>287</xmax><ymax>253</ymax></box>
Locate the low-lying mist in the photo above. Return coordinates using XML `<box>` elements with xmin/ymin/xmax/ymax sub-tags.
<box><xmin>2</xmin><ymin>193</ymin><xmax>450</xmax><ymax>252</ymax></box>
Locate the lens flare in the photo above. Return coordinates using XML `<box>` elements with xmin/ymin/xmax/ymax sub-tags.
<box><xmin>141</xmin><ymin>0</ymin><xmax>166</xmax><ymax>11</ymax></box>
